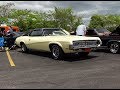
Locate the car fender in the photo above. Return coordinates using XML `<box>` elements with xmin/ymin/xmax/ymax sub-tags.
<box><xmin>49</xmin><ymin>42</ymin><xmax>63</xmax><ymax>49</ymax></box>
<box><xmin>49</xmin><ymin>41</ymin><xmax>71</xmax><ymax>53</ymax></box>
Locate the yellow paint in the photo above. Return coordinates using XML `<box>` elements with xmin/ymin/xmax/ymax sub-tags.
<box><xmin>6</xmin><ymin>48</ymin><xmax>15</xmax><ymax>67</ymax></box>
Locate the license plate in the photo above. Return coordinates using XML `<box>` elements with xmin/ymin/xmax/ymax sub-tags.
<box><xmin>85</xmin><ymin>48</ymin><xmax>91</xmax><ymax>52</ymax></box>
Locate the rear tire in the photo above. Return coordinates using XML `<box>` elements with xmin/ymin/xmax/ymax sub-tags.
<box><xmin>50</xmin><ymin>45</ymin><xmax>64</xmax><ymax>60</ymax></box>
<box><xmin>21</xmin><ymin>43</ymin><xmax>29</xmax><ymax>53</ymax></box>
<box><xmin>109</xmin><ymin>42</ymin><xmax>120</xmax><ymax>54</ymax></box>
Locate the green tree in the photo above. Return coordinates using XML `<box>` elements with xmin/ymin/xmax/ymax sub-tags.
<box><xmin>9</xmin><ymin>9</ymin><xmax>44</xmax><ymax>31</ymax></box>
<box><xmin>52</xmin><ymin>7</ymin><xmax>82</xmax><ymax>32</ymax></box>
<box><xmin>89</xmin><ymin>14</ymin><xmax>120</xmax><ymax>31</ymax></box>
<box><xmin>8</xmin><ymin>4</ymin><xmax>83</xmax><ymax>32</ymax></box>
<box><xmin>89</xmin><ymin>14</ymin><xmax>105</xmax><ymax>29</ymax></box>
<box><xmin>0</xmin><ymin>2</ymin><xmax>14</xmax><ymax>24</ymax></box>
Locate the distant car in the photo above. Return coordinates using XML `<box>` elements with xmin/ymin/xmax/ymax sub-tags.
<box><xmin>12</xmin><ymin>32</ymin><xmax>24</xmax><ymax>38</ymax></box>
<box><xmin>16</xmin><ymin>32</ymin><xmax>24</xmax><ymax>36</ymax></box>
<box><xmin>4</xmin><ymin>32</ymin><xmax>24</xmax><ymax>48</ymax></box>
<box><xmin>0</xmin><ymin>25</ymin><xmax>19</xmax><ymax>33</ymax></box>
<box><xmin>15</xmin><ymin>28</ymin><xmax>102</xmax><ymax>60</ymax></box>
<box><xmin>86</xmin><ymin>28</ymin><xmax>120</xmax><ymax>54</ymax></box>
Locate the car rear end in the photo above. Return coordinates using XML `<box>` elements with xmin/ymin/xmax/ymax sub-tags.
<box><xmin>63</xmin><ymin>36</ymin><xmax>102</xmax><ymax>53</ymax></box>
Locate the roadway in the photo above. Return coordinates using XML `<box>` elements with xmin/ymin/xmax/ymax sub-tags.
<box><xmin>0</xmin><ymin>48</ymin><xmax>120</xmax><ymax>89</ymax></box>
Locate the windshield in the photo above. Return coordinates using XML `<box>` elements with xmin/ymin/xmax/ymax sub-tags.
<box><xmin>12</xmin><ymin>32</ymin><xmax>24</xmax><ymax>37</ymax></box>
<box><xmin>17</xmin><ymin>32</ymin><xmax>24</xmax><ymax>35</ymax></box>
<box><xmin>96</xmin><ymin>28</ymin><xmax>109</xmax><ymax>33</ymax></box>
<box><xmin>43</xmin><ymin>28</ymin><xmax>67</xmax><ymax>36</ymax></box>
<box><xmin>13</xmin><ymin>32</ymin><xmax>20</xmax><ymax>36</ymax></box>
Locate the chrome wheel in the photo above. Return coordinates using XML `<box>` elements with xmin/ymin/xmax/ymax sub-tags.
<box><xmin>110</xmin><ymin>42</ymin><xmax>119</xmax><ymax>54</ymax></box>
<box><xmin>51</xmin><ymin>45</ymin><xmax>63</xmax><ymax>60</ymax></box>
<box><xmin>21</xmin><ymin>45</ymin><xmax>25</xmax><ymax>52</ymax></box>
<box><xmin>21</xmin><ymin>43</ymin><xmax>28</xmax><ymax>53</ymax></box>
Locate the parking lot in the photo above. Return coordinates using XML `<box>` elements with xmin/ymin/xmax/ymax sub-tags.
<box><xmin>0</xmin><ymin>48</ymin><xmax>120</xmax><ymax>89</ymax></box>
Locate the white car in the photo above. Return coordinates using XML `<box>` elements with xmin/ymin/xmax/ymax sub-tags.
<box><xmin>15</xmin><ymin>28</ymin><xmax>102</xmax><ymax>60</ymax></box>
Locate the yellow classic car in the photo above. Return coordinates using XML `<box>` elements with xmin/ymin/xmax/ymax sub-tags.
<box><xmin>15</xmin><ymin>28</ymin><xmax>102</xmax><ymax>60</ymax></box>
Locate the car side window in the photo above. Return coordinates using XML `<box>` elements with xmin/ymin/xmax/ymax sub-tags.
<box><xmin>30</xmin><ymin>30</ymin><xmax>43</xmax><ymax>36</ymax></box>
<box><xmin>43</xmin><ymin>29</ymin><xmax>53</xmax><ymax>36</ymax></box>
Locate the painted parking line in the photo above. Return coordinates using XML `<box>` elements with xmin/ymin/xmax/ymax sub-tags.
<box><xmin>5</xmin><ymin>48</ymin><xmax>15</xmax><ymax>67</ymax></box>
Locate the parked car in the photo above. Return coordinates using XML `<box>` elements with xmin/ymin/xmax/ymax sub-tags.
<box><xmin>15</xmin><ymin>28</ymin><xmax>102</xmax><ymax>60</ymax></box>
<box><xmin>0</xmin><ymin>25</ymin><xmax>19</xmax><ymax>33</ymax></box>
<box><xmin>12</xmin><ymin>32</ymin><xmax>24</xmax><ymax>38</ymax></box>
<box><xmin>86</xmin><ymin>28</ymin><xmax>120</xmax><ymax>54</ymax></box>
<box><xmin>4</xmin><ymin>31</ymin><xmax>24</xmax><ymax>48</ymax></box>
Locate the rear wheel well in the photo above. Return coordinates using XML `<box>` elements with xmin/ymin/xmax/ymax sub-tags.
<box><xmin>108</xmin><ymin>41</ymin><xmax>120</xmax><ymax>48</ymax></box>
<box><xmin>49</xmin><ymin>44</ymin><xmax>59</xmax><ymax>50</ymax></box>
<box><xmin>49</xmin><ymin>44</ymin><xmax>64</xmax><ymax>53</ymax></box>
<box><xmin>20</xmin><ymin>42</ymin><xmax>24</xmax><ymax>47</ymax></box>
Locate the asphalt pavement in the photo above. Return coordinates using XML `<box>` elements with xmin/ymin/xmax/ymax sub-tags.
<box><xmin>0</xmin><ymin>49</ymin><xmax>120</xmax><ymax>89</ymax></box>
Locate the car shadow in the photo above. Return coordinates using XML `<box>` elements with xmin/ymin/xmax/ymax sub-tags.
<box><xmin>18</xmin><ymin>49</ymin><xmax>98</xmax><ymax>62</ymax></box>
<box><xmin>63</xmin><ymin>54</ymin><xmax>98</xmax><ymax>62</ymax></box>
<box><xmin>93</xmin><ymin>49</ymin><xmax>110</xmax><ymax>53</ymax></box>
<box><xmin>18</xmin><ymin>50</ymin><xmax>52</xmax><ymax>58</ymax></box>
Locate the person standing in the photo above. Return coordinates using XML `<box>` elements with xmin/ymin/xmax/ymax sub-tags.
<box><xmin>76</xmin><ymin>24</ymin><xmax>87</xmax><ymax>36</ymax></box>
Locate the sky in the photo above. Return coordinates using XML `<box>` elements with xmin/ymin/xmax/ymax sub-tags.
<box><xmin>0</xmin><ymin>1</ymin><xmax>120</xmax><ymax>26</ymax></box>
